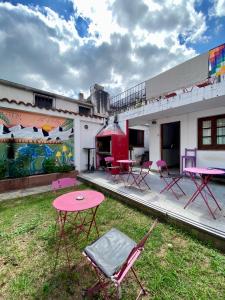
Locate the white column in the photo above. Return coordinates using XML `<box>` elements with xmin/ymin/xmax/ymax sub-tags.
<box><xmin>74</xmin><ymin>117</ymin><xmax>81</xmax><ymax>172</ymax></box>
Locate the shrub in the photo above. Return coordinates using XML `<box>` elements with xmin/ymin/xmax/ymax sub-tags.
<box><xmin>8</xmin><ymin>159</ymin><xmax>30</xmax><ymax>178</ymax></box>
<box><xmin>42</xmin><ymin>158</ymin><xmax>57</xmax><ymax>174</ymax></box>
<box><xmin>43</xmin><ymin>158</ymin><xmax>74</xmax><ymax>174</ymax></box>
<box><xmin>57</xmin><ymin>164</ymin><xmax>74</xmax><ymax>173</ymax></box>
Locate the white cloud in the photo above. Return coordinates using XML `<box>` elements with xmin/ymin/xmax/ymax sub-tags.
<box><xmin>210</xmin><ymin>0</ymin><xmax>225</xmax><ymax>17</ymax></box>
<box><xmin>0</xmin><ymin>0</ymin><xmax>208</xmax><ymax>99</ymax></box>
<box><xmin>71</xmin><ymin>0</ymin><xmax>126</xmax><ymax>44</ymax></box>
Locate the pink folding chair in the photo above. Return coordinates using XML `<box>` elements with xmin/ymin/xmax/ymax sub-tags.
<box><xmin>129</xmin><ymin>161</ymin><xmax>153</xmax><ymax>190</ymax></box>
<box><xmin>156</xmin><ymin>160</ymin><xmax>185</xmax><ymax>200</ymax></box>
<box><xmin>51</xmin><ymin>177</ymin><xmax>77</xmax><ymax>192</ymax></box>
<box><xmin>82</xmin><ymin>219</ymin><xmax>158</xmax><ymax>299</ymax></box>
<box><xmin>104</xmin><ymin>156</ymin><xmax>121</xmax><ymax>181</ymax></box>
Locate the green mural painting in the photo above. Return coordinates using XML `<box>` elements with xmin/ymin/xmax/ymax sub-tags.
<box><xmin>0</xmin><ymin>108</ymin><xmax>74</xmax><ymax>179</ymax></box>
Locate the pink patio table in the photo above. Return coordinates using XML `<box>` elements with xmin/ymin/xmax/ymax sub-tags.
<box><xmin>53</xmin><ymin>190</ymin><xmax>105</xmax><ymax>267</ymax></box>
<box><xmin>184</xmin><ymin>167</ymin><xmax>225</xmax><ymax>219</ymax></box>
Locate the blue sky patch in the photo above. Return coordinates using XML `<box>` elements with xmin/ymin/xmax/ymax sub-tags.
<box><xmin>185</xmin><ymin>0</ymin><xmax>225</xmax><ymax>53</ymax></box>
<box><xmin>75</xmin><ymin>16</ymin><xmax>91</xmax><ymax>38</ymax></box>
<box><xmin>1</xmin><ymin>0</ymin><xmax>91</xmax><ymax>38</ymax></box>
<box><xmin>1</xmin><ymin>0</ymin><xmax>75</xmax><ymax>20</ymax></box>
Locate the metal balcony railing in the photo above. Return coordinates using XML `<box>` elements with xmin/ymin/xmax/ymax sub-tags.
<box><xmin>109</xmin><ymin>81</ymin><xmax>146</xmax><ymax>114</ymax></box>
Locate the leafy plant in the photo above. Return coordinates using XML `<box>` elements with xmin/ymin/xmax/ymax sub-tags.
<box><xmin>57</xmin><ymin>164</ymin><xmax>74</xmax><ymax>173</ymax></box>
<box><xmin>8</xmin><ymin>159</ymin><xmax>30</xmax><ymax>178</ymax></box>
<box><xmin>42</xmin><ymin>158</ymin><xmax>57</xmax><ymax>174</ymax></box>
<box><xmin>43</xmin><ymin>158</ymin><xmax>74</xmax><ymax>174</ymax></box>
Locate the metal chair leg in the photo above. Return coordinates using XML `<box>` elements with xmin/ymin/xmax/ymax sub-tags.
<box><xmin>131</xmin><ymin>267</ymin><xmax>147</xmax><ymax>299</ymax></box>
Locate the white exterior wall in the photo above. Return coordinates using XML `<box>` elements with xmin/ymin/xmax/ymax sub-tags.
<box><xmin>0</xmin><ymin>84</ymin><xmax>33</xmax><ymax>103</ymax></box>
<box><xmin>0</xmin><ymin>82</ymin><xmax>90</xmax><ymax>114</ymax></box>
<box><xmin>149</xmin><ymin>106</ymin><xmax>225</xmax><ymax>170</ymax></box>
<box><xmin>55</xmin><ymin>97</ymin><xmax>79</xmax><ymax>113</ymax></box>
<box><xmin>79</xmin><ymin>119</ymin><xmax>104</xmax><ymax>171</ymax></box>
<box><xmin>146</xmin><ymin>52</ymin><xmax>208</xmax><ymax>99</ymax></box>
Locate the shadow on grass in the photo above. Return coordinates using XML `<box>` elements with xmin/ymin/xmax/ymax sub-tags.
<box><xmin>34</xmin><ymin>260</ymin><xmax>99</xmax><ymax>300</ymax></box>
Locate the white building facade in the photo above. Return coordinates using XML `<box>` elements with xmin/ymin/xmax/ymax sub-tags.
<box><xmin>111</xmin><ymin>44</ymin><xmax>225</xmax><ymax>171</ymax></box>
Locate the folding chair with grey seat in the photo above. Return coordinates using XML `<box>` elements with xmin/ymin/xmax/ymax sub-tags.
<box><xmin>156</xmin><ymin>160</ymin><xmax>185</xmax><ymax>200</ymax></box>
<box><xmin>104</xmin><ymin>156</ymin><xmax>121</xmax><ymax>182</ymax></box>
<box><xmin>82</xmin><ymin>219</ymin><xmax>158</xmax><ymax>299</ymax></box>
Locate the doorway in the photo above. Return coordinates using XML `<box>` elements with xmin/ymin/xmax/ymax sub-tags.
<box><xmin>161</xmin><ymin>121</ymin><xmax>180</xmax><ymax>169</ymax></box>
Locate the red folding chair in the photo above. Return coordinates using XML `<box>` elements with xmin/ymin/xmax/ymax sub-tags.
<box><xmin>82</xmin><ymin>219</ymin><xmax>158</xmax><ymax>299</ymax></box>
<box><xmin>104</xmin><ymin>156</ymin><xmax>121</xmax><ymax>182</ymax></box>
<box><xmin>129</xmin><ymin>161</ymin><xmax>153</xmax><ymax>190</ymax></box>
<box><xmin>156</xmin><ymin>160</ymin><xmax>185</xmax><ymax>200</ymax></box>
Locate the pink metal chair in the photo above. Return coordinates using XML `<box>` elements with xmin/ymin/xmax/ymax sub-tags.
<box><xmin>129</xmin><ymin>161</ymin><xmax>153</xmax><ymax>190</ymax></box>
<box><xmin>83</xmin><ymin>219</ymin><xmax>158</xmax><ymax>299</ymax></box>
<box><xmin>104</xmin><ymin>156</ymin><xmax>121</xmax><ymax>181</ymax></box>
<box><xmin>51</xmin><ymin>177</ymin><xmax>77</xmax><ymax>192</ymax></box>
<box><xmin>181</xmin><ymin>148</ymin><xmax>197</xmax><ymax>174</ymax></box>
<box><xmin>156</xmin><ymin>160</ymin><xmax>185</xmax><ymax>200</ymax></box>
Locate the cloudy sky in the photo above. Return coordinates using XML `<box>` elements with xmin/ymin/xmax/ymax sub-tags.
<box><xmin>0</xmin><ymin>0</ymin><xmax>225</xmax><ymax>99</ymax></box>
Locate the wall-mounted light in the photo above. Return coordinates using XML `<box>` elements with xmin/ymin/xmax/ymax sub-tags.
<box><xmin>84</xmin><ymin>124</ymin><xmax>88</xmax><ymax>129</ymax></box>
<box><xmin>152</xmin><ymin>120</ymin><xmax>157</xmax><ymax>125</ymax></box>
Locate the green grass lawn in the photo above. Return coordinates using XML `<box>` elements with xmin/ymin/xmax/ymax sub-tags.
<box><xmin>0</xmin><ymin>183</ymin><xmax>225</xmax><ymax>299</ymax></box>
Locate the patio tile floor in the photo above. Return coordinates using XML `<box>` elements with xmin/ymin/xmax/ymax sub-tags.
<box><xmin>78</xmin><ymin>170</ymin><xmax>225</xmax><ymax>242</ymax></box>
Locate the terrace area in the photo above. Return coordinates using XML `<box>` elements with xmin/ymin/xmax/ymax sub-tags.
<box><xmin>1</xmin><ymin>183</ymin><xmax>225</xmax><ymax>299</ymax></box>
<box><xmin>78</xmin><ymin>170</ymin><xmax>225</xmax><ymax>247</ymax></box>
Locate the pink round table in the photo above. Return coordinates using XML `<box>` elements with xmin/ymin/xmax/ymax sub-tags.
<box><xmin>184</xmin><ymin>167</ymin><xmax>225</xmax><ymax>219</ymax></box>
<box><xmin>117</xmin><ymin>159</ymin><xmax>136</xmax><ymax>171</ymax></box>
<box><xmin>184</xmin><ymin>167</ymin><xmax>225</xmax><ymax>176</ymax></box>
<box><xmin>53</xmin><ymin>190</ymin><xmax>105</xmax><ymax>212</ymax></box>
<box><xmin>53</xmin><ymin>190</ymin><xmax>105</xmax><ymax>268</ymax></box>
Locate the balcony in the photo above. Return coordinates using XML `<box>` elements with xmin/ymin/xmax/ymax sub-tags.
<box><xmin>110</xmin><ymin>81</ymin><xmax>146</xmax><ymax>114</ymax></box>
<box><xmin>109</xmin><ymin>76</ymin><xmax>225</xmax><ymax>120</ymax></box>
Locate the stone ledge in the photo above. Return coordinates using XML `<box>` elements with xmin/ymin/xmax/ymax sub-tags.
<box><xmin>0</xmin><ymin>170</ymin><xmax>78</xmax><ymax>193</ymax></box>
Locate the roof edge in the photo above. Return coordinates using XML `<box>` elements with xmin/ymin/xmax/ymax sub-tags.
<box><xmin>0</xmin><ymin>78</ymin><xmax>93</xmax><ymax>107</ymax></box>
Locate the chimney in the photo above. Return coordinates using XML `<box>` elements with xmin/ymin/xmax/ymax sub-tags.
<box><xmin>79</xmin><ymin>92</ymin><xmax>84</xmax><ymax>101</ymax></box>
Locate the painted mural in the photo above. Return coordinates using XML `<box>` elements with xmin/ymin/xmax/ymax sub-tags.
<box><xmin>209</xmin><ymin>43</ymin><xmax>225</xmax><ymax>77</ymax></box>
<box><xmin>0</xmin><ymin>108</ymin><xmax>74</xmax><ymax>178</ymax></box>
